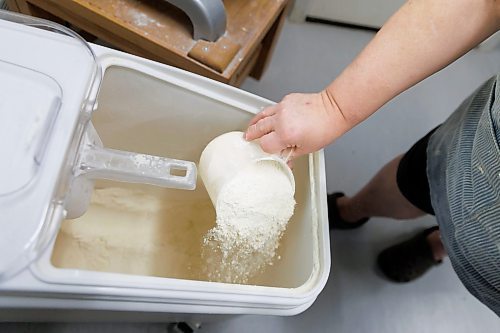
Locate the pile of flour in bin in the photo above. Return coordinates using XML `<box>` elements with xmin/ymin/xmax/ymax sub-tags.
<box><xmin>202</xmin><ymin>161</ymin><xmax>296</xmax><ymax>284</ymax></box>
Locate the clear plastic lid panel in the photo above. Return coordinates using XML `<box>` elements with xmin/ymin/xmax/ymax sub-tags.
<box><xmin>0</xmin><ymin>61</ymin><xmax>62</xmax><ymax>196</ymax></box>
<box><xmin>0</xmin><ymin>10</ymin><xmax>101</xmax><ymax>280</ymax></box>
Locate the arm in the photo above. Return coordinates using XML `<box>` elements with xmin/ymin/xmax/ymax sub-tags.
<box><xmin>246</xmin><ymin>0</ymin><xmax>500</xmax><ymax>156</ymax></box>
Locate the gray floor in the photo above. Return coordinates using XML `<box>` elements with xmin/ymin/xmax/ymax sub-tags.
<box><xmin>3</xmin><ymin>19</ymin><xmax>500</xmax><ymax>333</ymax></box>
<box><xmin>202</xmin><ymin>20</ymin><xmax>500</xmax><ymax>333</ymax></box>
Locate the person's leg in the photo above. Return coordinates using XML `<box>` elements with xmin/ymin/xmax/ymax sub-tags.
<box><xmin>334</xmin><ymin>127</ymin><xmax>439</xmax><ymax>224</ymax></box>
<box><xmin>336</xmin><ymin>168</ymin><xmax>446</xmax><ymax>259</ymax></box>
<box><xmin>337</xmin><ymin>167</ymin><xmax>447</xmax><ymax>259</ymax></box>
<box><xmin>428</xmin><ymin>229</ymin><xmax>446</xmax><ymax>261</ymax></box>
<box><xmin>328</xmin><ymin>127</ymin><xmax>447</xmax><ymax>281</ymax></box>
<box><xmin>336</xmin><ymin>154</ymin><xmax>426</xmax><ymax>223</ymax></box>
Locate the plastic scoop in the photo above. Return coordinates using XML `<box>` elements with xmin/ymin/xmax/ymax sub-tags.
<box><xmin>199</xmin><ymin>131</ymin><xmax>295</xmax><ymax>208</ymax></box>
<box><xmin>65</xmin><ymin>123</ymin><xmax>197</xmax><ymax>219</ymax></box>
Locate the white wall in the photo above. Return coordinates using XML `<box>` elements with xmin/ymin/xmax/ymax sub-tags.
<box><xmin>307</xmin><ymin>0</ymin><xmax>404</xmax><ymax>28</ymax></box>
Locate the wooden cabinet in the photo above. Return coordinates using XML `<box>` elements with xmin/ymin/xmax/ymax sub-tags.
<box><xmin>6</xmin><ymin>0</ymin><xmax>290</xmax><ymax>86</ymax></box>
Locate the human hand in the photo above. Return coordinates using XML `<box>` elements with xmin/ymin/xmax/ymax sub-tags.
<box><xmin>245</xmin><ymin>90</ymin><xmax>348</xmax><ymax>159</ymax></box>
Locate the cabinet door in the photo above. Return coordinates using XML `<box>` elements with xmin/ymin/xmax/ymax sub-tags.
<box><xmin>307</xmin><ymin>0</ymin><xmax>405</xmax><ymax>28</ymax></box>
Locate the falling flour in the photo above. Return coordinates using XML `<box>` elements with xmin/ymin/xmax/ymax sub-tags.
<box><xmin>203</xmin><ymin>161</ymin><xmax>295</xmax><ymax>284</ymax></box>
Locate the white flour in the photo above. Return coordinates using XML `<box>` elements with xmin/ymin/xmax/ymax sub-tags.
<box><xmin>52</xmin><ymin>187</ymin><xmax>215</xmax><ymax>280</ymax></box>
<box><xmin>203</xmin><ymin>161</ymin><xmax>295</xmax><ymax>284</ymax></box>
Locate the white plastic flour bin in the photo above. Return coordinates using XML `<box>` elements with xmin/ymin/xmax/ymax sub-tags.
<box><xmin>0</xmin><ymin>10</ymin><xmax>330</xmax><ymax>320</ymax></box>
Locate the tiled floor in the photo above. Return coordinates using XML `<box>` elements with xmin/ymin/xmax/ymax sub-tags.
<box><xmin>3</xmin><ymin>18</ymin><xmax>500</xmax><ymax>333</ymax></box>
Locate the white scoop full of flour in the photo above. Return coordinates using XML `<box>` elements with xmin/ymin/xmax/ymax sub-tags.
<box><xmin>203</xmin><ymin>160</ymin><xmax>295</xmax><ymax>284</ymax></box>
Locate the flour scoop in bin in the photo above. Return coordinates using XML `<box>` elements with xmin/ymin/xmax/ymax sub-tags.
<box><xmin>65</xmin><ymin>123</ymin><xmax>197</xmax><ymax>219</ymax></box>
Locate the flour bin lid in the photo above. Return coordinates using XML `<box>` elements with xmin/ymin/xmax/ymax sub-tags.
<box><xmin>0</xmin><ymin>10</ymin><xmax>101</xmax><ymax>280</ymax></box>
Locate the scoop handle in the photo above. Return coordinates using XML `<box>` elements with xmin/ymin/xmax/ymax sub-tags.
<box><xmin>76</xmin><ymin>145</ymin><xmax>197</xmax><ymax>190</ymax></box>
<box><xmin>76</xmin><ymin>123</ymin><xmax>196</xmax><ymax>190</ymax></box>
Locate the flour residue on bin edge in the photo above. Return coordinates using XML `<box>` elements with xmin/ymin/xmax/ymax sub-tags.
<box><xmin>202</xmin><ymin>161</ymin><xmax>296</xmax><ymax>284</ymax></box>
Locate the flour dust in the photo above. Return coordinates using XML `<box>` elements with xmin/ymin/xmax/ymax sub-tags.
<box><xmin>202</xmin><ymin>161</ymin><xmax>295</xmax><ymax>284</ymax></box>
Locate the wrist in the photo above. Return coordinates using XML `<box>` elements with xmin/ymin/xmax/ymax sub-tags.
<box><xmin>319</xmin><ymin>88</ymin><xmax>353</xmax><ymax>142</ymax></box>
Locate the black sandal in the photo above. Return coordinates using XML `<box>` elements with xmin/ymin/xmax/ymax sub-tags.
<box><xmin>377</xmin><ymin>226</ymin><xmax>442</xmax><ymax>283</ymax></box>
<box><xmin>328</xmin><ymin>192</ymin><xmax>369</xmax><ymax>230</ymax></box>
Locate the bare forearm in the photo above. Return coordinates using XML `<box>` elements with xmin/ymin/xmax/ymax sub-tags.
<box><xmin>328</xmin><ymin>0</ymin><xmax>500</xmax><ymax>132</ymax></box>
<box><xmin>245</xmin><ymin>0</ymin><xmax>500</xmax><ymax>157</ymax></box>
